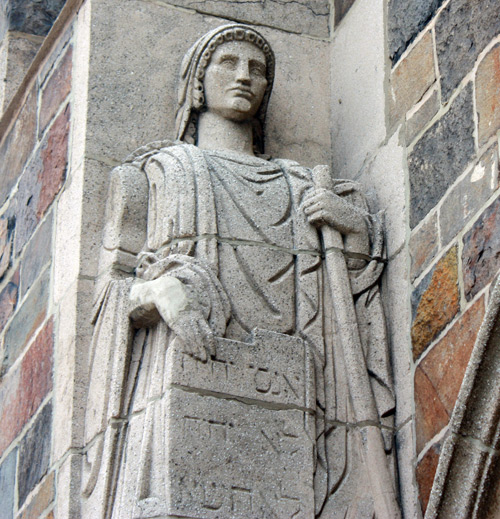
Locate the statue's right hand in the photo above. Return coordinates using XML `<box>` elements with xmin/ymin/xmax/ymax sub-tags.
<box><xmin>129</xmin><ymin>277</ymin><xmax>215</xmax><ymax>362</ymax></box>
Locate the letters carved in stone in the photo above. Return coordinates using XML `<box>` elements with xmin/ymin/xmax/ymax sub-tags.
<box><xmin>82</xmin><ymin>24</ymin><xmax>400</xmax><ymax>519</ymax></box>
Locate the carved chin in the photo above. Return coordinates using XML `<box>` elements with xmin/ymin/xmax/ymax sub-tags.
<box><xmin>229</xmin><ymin>97</ymin><xmax>256</xmax><ymax>118</ymax></box>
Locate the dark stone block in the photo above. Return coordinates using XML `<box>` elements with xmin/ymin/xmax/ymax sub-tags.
<box><xmin>0</xmin><ymin>217</ymin><xmax>15</xmax><ymax>280</ymax></box>
<box><xmin>17</xmin><ymin>402</ymin><xmax>52</xmax><ymax>508</ymax></box>
<box><xmin>436</xmin><ymin>0</ymin><xmax>500</xmax><ymax>102</ymax></box>
<box><xmin>334</xmin><ymin>0</ymin><xmax>357</xmax><ymax>25</ymax></box>
<box><xmin>388</xmin><ymin>0</ymin><xmax>444</xmax><ymax>64</ymax></box>
<box><xmin>409</xmin><ymin>83</ymin><xmax>475</xmax><ymax>228</ymax></box>
<box><xmin>2</xmin><ymin>268</ymin><xmax>49</xmax><ymax>374</ymax></box>
<box><xmin>20</xmin><ymin>211</ymin><xmax>53</xmax><ymax>300</ymax></box>
<box><xmin>0</xmin><ymin>269</ymin><xmax>19</xmax><ymax>330</ymax></box>
<box><xmin>463</xmin><ymin>196</ymin><xmax>500</xmax><ymax>301</ymax></box>
<box><xmin>0</xmin><ymin>448</ymin><xmax>17</xmax><ymax>519</ymax></box>
<box><xmin>7</xmin><ymin>0</ymin><xmax>66</xmax><ymax>37</ymax></box>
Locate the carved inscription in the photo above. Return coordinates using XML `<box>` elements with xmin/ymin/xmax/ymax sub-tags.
<box><xmin>167</xmin><ymin>329</ymin><xmax>314</xmax><ymax>410</ymax></box>
<box><xmin>166</xmin><ymin>387</ymin><xmax>315</xmax><ymax>518</ymax></box>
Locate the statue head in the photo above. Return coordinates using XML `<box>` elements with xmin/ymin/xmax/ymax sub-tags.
<box><xmin>175</xmin><ymin>24</ymin><xmax>275</xmax><ymax>154</ymax></box>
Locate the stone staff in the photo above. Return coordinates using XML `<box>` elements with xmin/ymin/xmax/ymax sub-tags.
<box><xmin>312</xmin><ymin>165</ymin><xmax>401</xmax><ymax>519</ymax></box>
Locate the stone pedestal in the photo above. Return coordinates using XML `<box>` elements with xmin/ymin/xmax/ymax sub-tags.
<box><xmin>159</xmin><ymin>329</ymin><xmax>316</xmax><ymax>519</ymax></box>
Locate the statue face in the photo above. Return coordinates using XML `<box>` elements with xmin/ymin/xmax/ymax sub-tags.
<box><xmin>203</xmin><ymin>40</ymin><xmax>268</xmax><ymax>122</ymax></box>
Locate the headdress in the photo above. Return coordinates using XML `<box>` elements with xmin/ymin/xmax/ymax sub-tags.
<box><xmin>175</xmin><ymin>24</ymin><xmax>275</xmax><ymax>154</ymax></box>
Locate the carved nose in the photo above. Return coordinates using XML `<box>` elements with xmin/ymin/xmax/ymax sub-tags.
<box><xmin>236</xmin><ymin>62</ymin><xmax>251</xmax><ymax>83</ymax></box>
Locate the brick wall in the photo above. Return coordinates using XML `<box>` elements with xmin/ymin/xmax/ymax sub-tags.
<box><xmin>388</xmin><ymin>0</ymin><xmax>500</xmax><ymax>514</ymax></box>
<box><xmin>0</xmin><ymin>20</ymin><xmax>72</xmax><ymax>519</ymax></box>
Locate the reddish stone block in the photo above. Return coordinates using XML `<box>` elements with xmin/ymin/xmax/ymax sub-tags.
<box><xmin>415</xmin><ymin>366</ymin><xmax>448</xmax><ymax>454</ymax></box>
<box><xmin>37</xmin><ymin>105</ymin><xmax>70</xmax><ymax>220</ymax></box>
<box><xmin>0</xmin><ymin>317</ymin><xmax>53</xmax><ymax>457</ymax></box>
<box><xmin>410</xmin><ymin>212</ymin><xmax>438</xmax><ymax>281</ymax></box>
<box><xmin>0</xmin><ymin>217</ymin><xmax>15</xmax><ymax>279</ymax></box>
<box><xmin>39</xmin><ymin>46</ymin><xmax>73</xmax><ymax>135</ymax></box>
<box><xmin>463</xmin><ymin>196</ymin><xmax>500</xmax><ymax>301</ymax></box>
<box><xmin>416</xmin><ymin>441</ymin><xmax>441</xmax><ymax>514</ymax></box>
<box><xmin>389</xmin><ymin>30</ymin><xmax>436</xmax><ymax>125</ymax></box>
<box><xmin>415</xmin><ymin>297</ymin><xmax>485</xmax><ymax>451</ymax></box>
<box><xmin>18</xmin><ymin>472</ymin><xmax>55</xmax><ymax>519</ymax></box>
<box><xmin>0</xmin><ymin>269</ymin><xmax>19</xmax><ymax>330</ymax></box>
<box><xmin>0</xmin><ymin>90</ymin><xmax>37</xmax><ymax>205</ymax></box>
<box><xmin>411</xmin><ymin>246</ymin><xmax>460</xmax><ymax>359</ymax></box>
<box><xmin>476</xmin><ymin>43</ymin><xmax>500</xmax><ymax>146</ymax></box>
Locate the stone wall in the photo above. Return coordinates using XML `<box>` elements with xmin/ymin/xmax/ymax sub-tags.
<box><xmin>387</xmin><ymin>0</ymin><xmax>500</xmax><ymax>515</ymax></box>
<box><xmin>0</xmin><ymin>9</ymin><xmax>73</xmax><ymax>518</ymax></box>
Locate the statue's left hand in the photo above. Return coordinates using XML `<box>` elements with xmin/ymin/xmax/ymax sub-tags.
<box><xmin>303</xmin><ymin>188</ymin><xmax>367</xmax><ymax>236</ymax></box>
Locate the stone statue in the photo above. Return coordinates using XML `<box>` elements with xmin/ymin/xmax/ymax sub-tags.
<box><xmin>82</xmin><ymin>24</ymin><xmax>399</xmax><ymax>519</ymax></box>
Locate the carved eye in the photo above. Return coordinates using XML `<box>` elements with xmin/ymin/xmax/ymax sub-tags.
<box><xmin>250</xmin><ymin>65</ymin><xmax>266</xmax><ymax>77</ymax></box>
<box><xmin>219</xmin><ymin>56</ymin><xmax>237</xmax><ymax>69</ymax></box>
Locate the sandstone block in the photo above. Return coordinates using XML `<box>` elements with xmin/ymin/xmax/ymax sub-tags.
<box><xmin>440</xmin><ymin>146</ymin><xmax>499</xmax><ymax>246</ymax></box>
<box><xmin>20</xmin><ymin>211</ymin><xmax>53</xmax><ymax>300</ymax></box>
<box><xmin>161</xmin><ymin>0</ymin><xmax>330</xmax><ymax>38</ymax></box>
<box><xmin>411</xmin><ymin>246</ymin><xmax>459</xmax><ymax>359</ymax></box>
<box><xmin>17</xmin><ymin>402</ymin><xmax>52</xmax><ymax>508</ymax></box>
<box><xmin>463</xmin><ymin>195</ymin><xmax>500</xmax><ymax>301</ymax></box>
<box><xmin>0</xmin><ymin>269</ymin><xmax>19</xmax><ymax>330</ymax></box>
<box><xmin>410</xmin><ymin>211</ymin><xmax>438</xmax><ymax>281</ymax></box>
<box><xmin>0</xmin><ymin>90</ymin><xmax>36</xmax><ymax>205</ymax></box>
<box><xmin>409</xmin><ymin>83</ymin><xmax>475</xmax><ymax>228</ymax></box>
<box><xmin>389</xmin><ymin>30</ymin><xmax>435</xmax><ymax>126</ymax></box>
<box><xmin>18</xmin><ymin>471</ymin><xmax>55</xmax><ymax>519</ymax></box>
<box><xmin>405</xmin><ymin>87</ymin><xmax>439</xmax><ymax>145</ymax></box>
<box><xmin>476</xmin><ymin>43</ymin><xmax>500</xmax><ymax>147</ymax></box>
<box><xmin>388</xmin><ymin>0</ymin><xmax>444</xmax><ymax>64</ymax></box>
<box><xmin>416</xmin><ymin>440</ymin><xmax>441</xmax><ymax>514</ymax></box>
<box><xmin>11</xmin><ymin>105</ymin><xmax>69</xmax><ymax>257</ymax></box>
<box><xmin>0</xmin><ymin>317</ymin><xmax>53</xmax><ymax>457</ymax></box>
<box><xmin>435</xmin><ymin>0</ymin><xmax>500</xmax><ymax>102</ymax></box>
<box><xmin>39</xmin><ymin>45</ymin><xmax>72</xmax><ymax>135</ymax></box>
<box><xmin>0</xmin><ymin>447</ymin><xmax>16</xmax><ymax>519</ymax></box>
<box><xmin>415</xmin><ymin>297</ymin><xmax>485</xmax><ymax>450</ymax></box>
<box><xmin>2</xmin><ymin>269</ymin><xmax>49</xmax><ymax>373</ymax></box>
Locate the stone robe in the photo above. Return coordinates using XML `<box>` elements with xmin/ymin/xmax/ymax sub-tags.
<box><xmin>83</xmin><ymin>143</ymin><xmax>395</xmax><ymax>518</ymax></box>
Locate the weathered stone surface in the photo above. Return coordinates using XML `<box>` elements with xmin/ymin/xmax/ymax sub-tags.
<box><xmin>2</xmin><ymin>269</ymin><xmax>49</xmax><ymax>373</ymax></box>
<box><xmin>414</xmin><ymin>366</ymin><xmax>448</xmax><ymax>453</ymax></box>
<box><xmin>0</xmin><ymin>317</ymin><xmax>53</xmax><ymax>457</ymax></box>
<box><xmin>0</xmin><ymin>216</ymin><xmax>14</xmax><ymax>279</ymax></box>
<box><xmin>463</xmin><ymin>195</ymin><xmax>500</xmax><ymax>301</ymax></box>
<box><xmin>415</xmin><ymin>297</ymin><xmax>485</xmax><ymax>450</ymax></box>
<box><xmin>411</xmin><ymin>246</ymin><xmax>459</xmax><ymax>359</ymax></box>
<box><xmin>409</xmin><ymin>83</ymin><xmax>475</xmax><ymax>228</ymax></box>
<box><xmin>388</xmin><ymin>0</ymin><xmax>444</xmax><ymax>64</ymax></box>
<box><xmin>12</xmin><ymin>105</ymin><xmax>69</xmax><ymax>256</ymax></box>
<box><xmin>162</xmin><ymin>0</ymin><xmax>329</xmax><ymax>37</ymax></box>
<box><xmin>0</xmin><ymin>447</ymin><xmax>16</xmax><ymax>519</ymax></box>
<box><xmin>476</xmin><ymin>43</ymin><xmax>500</xmax><ymax>147</ymax></box>
<box><xmin>389</xmin><ymin>30</ymin><xmax>435</xmax><ymax>126</ymax></box>
<box><xmin>416</xmin><ymin>441</ymin><xmax>441</xmax><ymax>513</ymax></box>
<box><xmin>0</xmin><ymin>269</ymin><xmax>18</xmax><ymax>329</ymax></box>
<box><xmin>334</xmin><ymin>0</ymin><xmax>356</xmax><ymax>25</ymax></box>
<box><xmin>440</xmin><ymin>146</ymin><xmax>499</xmax><ymax>246</ymax></box>
<box><xmin>39</xmin><ymin>45</ymin><xmax>72</xmax><ymax>135</ymax></box>
<box><xmin>0</xmin><ymin>89</ymin><xmax>36</xmax><ymax>205</ymax></box>
<box><xmin>405</xmin><ymin>87</ymin><xmax>439</xmax><ymax>145</ymax></box>
<box><xmin>18</xmin><ymin>471</ymin><xmax>54</xmax><ymax>519</ymax></box>
<box><xmin>435</xmin><ymin>0</ymin><xmax>500</xmax><ymax>102</ymax></box>
<box><xmin>18</xmin><ymin>401</ymin><xmax>52</xmax><ymax>508</ymax></box>
<box><xmin>20</xmin><ymin>211</ymin><xmax>53</xmax><ymax>299</ymax></box>
<box><xmin>410</xmin><ymin>211</ymin><xmax>438</xmax><ymax>281</ymax></box>
<box><xmin>1</xmin><ymin>34</ymin><xmax>41</xmax><ymax>112</ymax></box>
<box><xmin>7</xmin><ymin>0</ymin><xmax>65</xmax><ymax>36</ymax></box>
<box><xmin>331</xmin><ymin>0</ymin><xmax>385</xmax><ymax>177</ymax></box>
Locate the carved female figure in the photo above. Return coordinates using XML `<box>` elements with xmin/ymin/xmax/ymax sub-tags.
<box><xmin>83</xmin><ymin>24</ymin><xmax>398</xmax><ymax>519</ymax></box>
